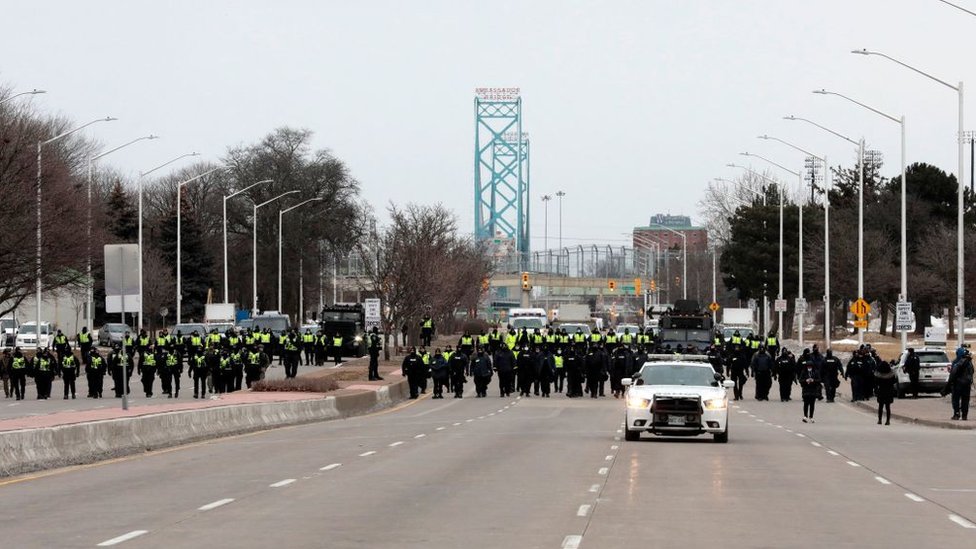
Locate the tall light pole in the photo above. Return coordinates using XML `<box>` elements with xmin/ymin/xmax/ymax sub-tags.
<box><xmin>254</xmin><ymin>190</ymin><xmax>299</xmax><ymax>312</ymax></box>
<box><xmin>556</xmin><ymin>191</ymin><xmax>566</xmax><ymax>273</ymax></box>
<box><xmin>176</xmin><ymin>166</ymin><xmax>228</xmax><ymax>324</ymax></box>
<box><xmin>138</xmin><ymin>152</ymin><xmax>199</xmax><ymax>331</ymax></box>
<box><xmin>650</xmin><ymin>224</ymin><xmax>687</xmax><ymax>300</ymax></box>
<box><xmin>785</xmin><ymin>114</ymin><xmax>865</xmax><ymax>344</ymax></box>
<box><xmin>812</xmin><ymin>91</ymin><xmax>908</xmax><ymax>351</ymax></box>
<box><xmin>36</xmin><ymin>116</ymin><xmax>116</xmax><ymax>349</ymax></box>
<box><xmin>756</xmin><ymin>138</ymin><xmax>828</xmax><ymax>349</ymax></box>
<box><xmin>853</xmin><ymin>48</ymin><xmax>965</xmax><ymax>345</ymax></box>
<box><xmin>87</xmin><ymin>134</ymin><xmax>158</xmax><ymax>331</ymax></box>
<box><xmin>728</xmin><ymin>163</ymin><xmax>780</xmax><ymax>338</ymax></box>
<box><xmin>278</xmin><ymin>197</ymin><xmax>322</xmax><ymax>311</ymax></box>
<box><xmin>0</xmin><ymin>88</ymin><xmax>45</xmax><ymax>106</ymax></box>
<box><xmin>222</xmin><ymin>179</ymin><xmax>273</xmax><ymax>304</ymax></box>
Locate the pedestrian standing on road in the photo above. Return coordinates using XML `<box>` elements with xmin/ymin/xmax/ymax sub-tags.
<box><xmin>76</xmin><ymin>328</ymin><xmax>93</xmax><ymax>365</ymax></box>
<box><xmin>52</xmin><ymin>330</ymin><xmax>70</xmax><ymax>363</ymax></box>
<box><xmin>190</xmin><ymin>350</ymin><xmax>209</xmax><ymax>398</ymax></box>
<box><xmin>139</xmin><ymin>346</ymin><xmax>157</xmax><ymax>397</ymax></box>
<box><xmin>493</xmin><ymin>346</ymin><xmax>515</xmax><ymax>397</ymax></box>
<box><xmin>88</xmin><ymin>349</ymin><xmax>105</xmax><ymax>398</ymax></box>
<box><xmin>943</xmin><ymin>347</ymin><xmax>974</xmax><ymax>421</ymax></box>
<box><xmin>302</xmin><ymin>329</ymin><xmax>315</xmax><ymax>366</ymax></box>
<box><xmin>329</xmin><ymin>332</ymin><xmax>343</xmax><ymax>367</ymax></box>
<box><xmin>822</xmin><ymin>349</ymin><xmax>843</xmax><ymax>403</ymax></box>
<box><xmin>874</xmin><ymin>361</ymin><xmax>896</xmax><ymax>425</ymax></box>
<box><xmin>10</xmin><ymin>348</ymin><xmax>27</xmax><ymax>400</ymax></box>
<box><xmin>728</xmin><ymin>351</ymin><xmax>748</xmax><ymax>401</ymax></box>
<box><xmin>553</xmin><ymin>348</ymin><xmax>566</xmax><ymax>393</ymax></box>
<box><xmin>845</xmin><ymin>349</ymin><xmax>864</xmax><ymax>402</ymax></box>
<box><xmin>799</xmin><ymin>359</ymin><xmax>822</xmax><ymax>423</ymax></box>
<box><xmin>450</xmin><ymin>349</ymin><xmax>468</xmax><ymax>398</ymax></box>
<box><xmin>243</xmin><ymin>347</ymin><xmax>262</xmax><ymax>389</ymax></box>
<box><xmin>60</xmin><ymin>351</ymin><xmax>79</xmax><ymax>399</ymax></box>
<box><xmin>429</xmin><ymin>349</ymin><xmax>449</xmax><ymax>399</ymax></box>
<box><xmin>774</xmin><ymin>348</ymin><xmax>796</xmax><ymax>402</ymax></box>
<box><xmin>471</xmin><ymin>348</ymin><xmax>493</xmax><ymax>397</ymax></box>
<box><xmin>517</xmin><ymin>345</ymin><xmax>536</xmax><ymax>397</ymax></box>
<box><xmin>903</xmin><ymin>348</ymin><xmax>921</xmax><ymax>399</ymax></box>
<box><xmin>536</xmin><ymin>348</ymin><xmax>554</xmax><ymax>398</ymax></box>
<box><xmin>564</xmin><ymin>347</ymin><xmax>584</xmax><ymax>397</ymax></box>
<box><xmin>33</xmin><ymin>348</ymin><xmax>56</xmax><ymax>400</ymax></box>
<box><xmin>402</xmin><ymin>347</ymin><xmax>424</xmax><ymax>399</ymax></box>
<box><xmin>584</xmin><ymin>345</ymin><xmax>605</xmax><ymax>399</ymax></box>
<box><xmin>157</xmin><ymin>348</ymin><xmax>175</xmax><ymax>398</ymax></box>
<box><xmin>367</xmin><ymin>327</ymin><xmax>383</xmax><ymax>380</ymax></box>
<box><xmin>751</xmin><ymin>346</ymin><xmax>774</xmax><ymax>401</ymax></box>
<box><xmin>610</xmin><ymin>346</ymin><xmax>630</xmax><ymax>398</ymax></box>
<box><xmin>0</xmin><ymin>349</ymin><xmax>10</xmax><ymax>399</ymax></box>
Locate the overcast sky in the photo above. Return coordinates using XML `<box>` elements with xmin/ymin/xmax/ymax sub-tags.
<box><xmin>2</xmin><ymin>0</ymin><xmax>974</xmax><ymax>248</ymax></box>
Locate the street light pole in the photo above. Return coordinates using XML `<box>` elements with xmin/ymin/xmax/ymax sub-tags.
<box><xmin>254</xmin><ymin>191</ymin><xmax>299</xmax><ymax>312</ymax></box>
<box><xmin>556</xmin><ymin>191</ymin><xmax>565</xmax><ymax>274</ymax></box>
<box><xmin>87</xmin><ymin>134</ymin><xmax>158</xmax><ymax>331</ymax></box>
<box><xmin>0</xmin><ymin>88</ymin><xmax>45</xmax><ymax>106</ymax></box>
<box><xmin>36</xmin><ymin>116</ymin><xmax>116</xmax><ymax>350</ymax></box>
<box><xmin>176</xmin><ymin>166</ymin><xmax>228</xmax><ymax>324</ymax></box>
<box><xmin>138</xmin><ymin>152</ymin><xmax>199</xmax><ymax>331</ymax></box>
<box><xmin>853</xmin><ymin>48</ymin><xmax>965</xmax><ymax>346</ymax></box>
<box><xmin>278</xmin><ymin>198</ymin><xmax>323</xmax><ymax>311</ymax></box>
<box><xmin>222</xmin><ymin>179</ymin><xmax>272</xmax><ymax>305</ymax></box>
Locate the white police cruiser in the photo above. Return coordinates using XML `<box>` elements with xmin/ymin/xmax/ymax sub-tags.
<box><xmin>622</xmin><ymin>355</ymin><xmax>734</xmax><ymax>443</ymax></box>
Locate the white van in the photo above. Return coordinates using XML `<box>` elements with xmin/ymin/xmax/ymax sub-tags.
<box><xmin>508</xmin><ymin>308</ymin><xmax>548</xmax><ymax>331</ymax></box>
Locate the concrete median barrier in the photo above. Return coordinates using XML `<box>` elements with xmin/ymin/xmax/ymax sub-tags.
<box><xmin>0</xmin><ymin>379</ymin><xmax>409</xmax><ymax>477</ymax></box>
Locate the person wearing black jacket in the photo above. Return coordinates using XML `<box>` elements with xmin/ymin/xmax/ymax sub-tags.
<box><xmin>728</xmin><ymin>352</ymin><xmax>749</xmax><ymax>401</ymax></box>
<box><xmin>470</xmin><ymin>349</ymin><xmax>493</xmax><ymax>398</ymax></box>
<box><xmin>429</xmin><ymin>350</ymin><xmax>449</xmax><ymax>399</ymax></box>
<box><xmin>564</xmin><ymin>348</ymin><xmax>584</xmax><ymax>398</ymax></box>
<box><xmin>610</xmin><ymin>347</ymin><xmax>632</xmax><ymax>398</ymax></box>
<box><xmin>401</xmin><ymin>347</ymin><xmax>425</xmax><ymax>399</ymax></box>
<box><xmin>821</xmin><ymin>349</ymin><xmax>844</xmax><ymax>403</ymax></box>
<box><xmin>516</xmin><ymin>346</ymin><xmax>536</xmax><ymax>397</ymax></box>
<box><xmin>874</xmin><ymin>361</ymin><xmax>896</xmax><ymax>425</ymax></box>
<box><xmin>584</xmin><ymin>346</ymin><xmax>606</xmax><ymax>399</ymax></box>
<box><xmin>448</xmin><ymin>350</ymin><xmax>469</xmax><ymax>398</ymax></box>
<box><xmin>750</xmin><ymin>347</ymin><xmax>774</xmax><ymax>401</ymax></box>
<box><xmin>799</xmin><ymin>360</ymin><xmax>822</xmax><ymax>423</ymax></box>
<box><xmin>493</xmin><ymin>347</ymin><xmax>515</xmax><ymax>397</ymax></box>
<box><xmin>903</xmin><ymin>348</ymin><xmax>921</xmax><ymax>399</ymax></box>
<box><xmin>943</xmin><ymin>347</ymin><xmax>974</xmax><ymax>421</ymax></box>
<box><xmin>774</xmin><ymin>349</ymin><xmax>796</xmax><ymax>402</ymax></box>
<box><xmin>535</xmin><ymin>350</ymin><xmax>554</xmax><ymax>397</ymax></box>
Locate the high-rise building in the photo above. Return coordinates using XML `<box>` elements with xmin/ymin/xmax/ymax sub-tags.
<box><xmin>633</xmin><ymin>214</ymin><xmax>708</xmax><ymax>252</ymax></box>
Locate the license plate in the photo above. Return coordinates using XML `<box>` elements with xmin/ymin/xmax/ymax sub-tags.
<box><xmin>667</xmin><ymin>416</ymin><xmax>685</xmax><ymax>426</ymax></box>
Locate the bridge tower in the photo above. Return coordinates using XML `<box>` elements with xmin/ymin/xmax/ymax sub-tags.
<box><xmin>474</xmin><ymin>87</ymin><xmax>530</xmax><ymax>267</ymax></box>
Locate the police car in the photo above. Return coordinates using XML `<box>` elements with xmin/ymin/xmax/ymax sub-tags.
<box><xmin>622</xmin><ymin>355</ymin><xmax>734</xmax><ymax>443</ymax></box>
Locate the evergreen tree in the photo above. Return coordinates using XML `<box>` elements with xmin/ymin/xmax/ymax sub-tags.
<box><xmin>157</xmin><ymin>191</ymin><xmax>215</xmax><ymax>321</ymax></box>
<box><xmin>106</xmin><ymin>180</ymin><xmax>138</xmax><ymax>242</ymax></box>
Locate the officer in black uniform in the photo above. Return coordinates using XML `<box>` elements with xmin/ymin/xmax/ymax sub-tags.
<box><xmin>367</xmin><ymin>327</ymin><xmax>383</xmax><ymax>381</ymax></box>
<box><xmin>493</xmin><ymin>346</ymin><xmax>515</xmax><ymax>397</ymax></box>
<box><xmin>61</xmin><ymin>351</ymin><xmax>80</xmax><ymax>399</ymax></box>
<box><xmin>401</xmin><ymin>347</ymin><xmax>424</xmax><ymax>399</ymax></box>
<box><xmin>88</xmin><ymin>349</ymin><xmax>105</xmax><ymax>398</ymax></box>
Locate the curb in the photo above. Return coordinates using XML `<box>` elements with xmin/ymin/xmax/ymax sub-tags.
<box><xmin>0</xmin><ymin>379</ymin><xmax>409</xmax><ymax>478</ymax></box>
<box><xmin>850</xmin><ymin>399</ymin><xmax>976</xmax><ymax>430</ymax></box>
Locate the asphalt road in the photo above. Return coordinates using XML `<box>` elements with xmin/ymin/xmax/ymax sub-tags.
<box><xmin>0</xmin><ymin>360</ymin><xmax>334</xmax><ymax>421</ymax></box>
<box><xmin>2</xmin><ymin>386</ymin><xmax>976</xmax><ymax>548</ymax></box>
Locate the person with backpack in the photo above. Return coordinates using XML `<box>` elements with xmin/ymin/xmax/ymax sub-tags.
<box><xmin>943</xmin><ymin>347</ymin><xmax>974</xmax><ymax>421</ymax></box>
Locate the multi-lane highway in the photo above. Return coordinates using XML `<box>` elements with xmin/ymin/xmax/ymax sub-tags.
<box><xmin>2</xmin><ymin>386</ymin><xmax>975</xmax><ymax>548</ymax></box>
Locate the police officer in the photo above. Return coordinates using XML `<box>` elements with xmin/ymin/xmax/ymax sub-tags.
<box><xmin>457</xmin><ymin>332</ymin><xmax>475</xmax><ymax>356</ymax></box>
<box><xmin>903</xmin><ymin>347</ymin><xmax>921</xmax><ymax>399</ymax></box>
<box><xmin>302</xmin><ymin>329</ymin><xmax>316</xmax><ymax>366</ymax></box>
<box><xmin>610</xmin><ymin>346</ymin><xmax>631</xmax><ymax>398</ymax></box>
<box><xmin>217</xmin><ymin>350</ymin><xmax>234</xmax><ymax>393</ymax></box>
<box><xmin>10</xmin><ymin>348</ymin><xmax>27</xmax><ymax>400</ymax></box>
<box><xmin>584</xmin><ymin>344</ymin><xmax>606</xmax><ymax>398</ymax></box>
<box><xmin>52</xmin><ymin>329</ymin><xmax>70</xmax><ymax>362</ymax></box>
<box><xmin>401</xmin><ymin>347</ymin><xmax>424</xmax><ymax>399</ymax></box>
<box><xmin>728</xmin><ymin>351</ymin><xmax>749</xmax><ymax>401</ymax></box>
<box><xmin>822</xmin><ymin>349</ymin><xmax>844</xmax><ymax>403</ymax></box>
<box><xmin>244</xmin><ymin>345</ymin><xmax>267</xmax><ymax>389</ymax></box>
<box><xmin>88</xmin><ymin>349</ymin><xmax>105</xmax><ymax>398</ymax></box>
<box><xmin>564</xmin><ymin>347</ymin><xmax>584</xmax><ymax>398</ymax></box>
<box><xmin>330</xmin><ymin>332</ymin><xmax>343</xmax><ymax>367</ymax></box>
<box><xmin>449</xmin><ymin>349</ymin><xmax>468</xmax><ymax>398</ymax></box>
<box><xmin>76</xmin><ymin>327</ymin><xmax>93</xmax><ymax>365</ymax></box>
<box><xmin>553</xmin><ymin>348</ymin><xmax>566</xmax><ymax>393</ymax></box>
<box><xmin>170</xmin><ymin>347</ymin><xmax>184</xmax><ymax>397</ymax></box>
<box><xmin>139</xmin><ymin>345</ymin><xmax>157</xmax><ymax>397</ymax></box>
<box><xmin>750</xmin><ymin>346</ymin><xmax>774</xmax><ymax>401</ymax></box>
<box><xmin>420</xmin><ymin>315</ymin><xmax>434</xmax><ymax>347</ymax></box>
<box><xmin>766</xmin><ymin>330</ymin><xmax>780</xmax><ymax>357</ymax></box>
<box><xmin>471</xmin><ymin>348</ymin><xmax>493</xmax><ymax>397</ymax></box>
<box><xmin>0</xmin><ymin>349</ymin><xmax>10</xmax><ymax>399</ymax></box>
<box><xmin>190</xmin><ymin>349</ymin><xmax>210</xmax><ymax>398</ymax></box>
<box><xmin>367</xmin><ymin>327</ymin><xmax>383</xmax><ymax>381</ymax></box>
<box><xmin>157</xmin><ymin>347</ymin><xmax>174</xmax><ymax>398</ymax></box>
<box><xmin>516</xmin><ymin>345</ymin><xmax>536</xmax><ymax>397</ymax></box>
<box><xmin>535</xmin><ymin>348</ymin><xmax>554</xmax><ymax>398</ymax></box>
<box><xmin>59</xmin><ymin>351</ymin><xmax>79</xmax><ymax>399</ymax></box>
<box><xmin>774</xmin><ymin>348</ymin><xmax>796</xmax><ymax>402</ymax></box>
<box><xmin>33</xmin><ymin>348</ymin><xmax>56</xmax><ymax>399</ymax></box>
<box><xmin>493</xmin><ymin>345</ymin><xmax>515</xmax><ymax>397</ymax></box>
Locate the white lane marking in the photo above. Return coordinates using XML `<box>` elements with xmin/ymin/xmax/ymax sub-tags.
<box><xmin>436</xmin><ymin>426</ymin><xmax>446</xmax><ymax>431</ymax></box>
<box><xmin>414</xmin><ymin>434</ymin><xmax>426</xmax><ymax>439</ymax></box>
<box><xmin>453</xmin><ymin>422</ymin><xmax>462</xmax><ymax>426</ymax></box>
<box><xmin>589</xmin><ymin>484</ymin><xmax>601</xmax><ymax>493</ymax></box>
<box><xmin>605</xmin><ymin>455</ymin><xmax>614</xmax><ymax>461</ymax></box>
<box><xmin>562</xmin><ymin>535</ymin><xmax>582</xmax><ymax>549</ymax></box>
<box><xmin>932</xmin><ymin>488</ymin><xmax>976</xmax><ymax>492</ymax></box>
<box><xmin>511</xmin><ymin>401</ymin><xmax>517</xmax><ymax>405</ymax></box>
<box><xmin>875</xmin><ymin>476</ymin><xmax>892</xmax><ymax>485</ymax></box>
<box><xmin>757</xmin><ymin>419</ymin><xmax>765</xmax><ymax>423</ymax></box>
<box><xmin>738</xmin><ymin>410</ymin><xmax>748</xmax><ymax>414</ymax></box>
<box><xmin>6</xmin><ymin>403</ymin><xmax>19</xmax><ymax>407</ymax></box>
<box><xmin>785</xmin><ymin>429</ymin><xmax>794</xmax><ymax>433</ymax></box>
<box><xmin>97</xmin><ymin>530</ymin><xmax>149</xmax><ymax>546</ymax></box>
<box><xmin>796</xmin><ymin>433</ymin><xmax>806</xmax><ymax>438</ymax></box>
<box><xmin>949</xmin><ymin>514</ymin><xmax>976</xmax><ymax>529</ymax></box>
<box><xmin>389</xmin><ymin>441</ymin><xmax>405</xmax><ymax>447</ymax></box>
<box><xmin>466</xmin><ymin>419</ymin><xmax>474</xmax><ymax>423</ymax></box>
<box><xmin>827</xmin><ymin>450</ymin><xmax>840</xmax><ymax>456</ymax></box>
<box><xmin>270</xmin><ymin>479</ymin><xmax>296</xmax><ymax>488</ymax></box>
<box><xmin>846</xmin><ymin>461</ymin><xmax>861</xmax><ymax>468</ymax></box>
<box><xmin>810</xmin><ymin>442</ymin><xmax>822</xmax><ymax>448</ymax></box>
<box><xmin>615</xmin><ymin>429</ymin><xmax>622</xmax><ymax>434</ymax></box>
<box><xmin>732</xmin><ymin>405</ymin><xmax>740</xmax><ymax>408</ymax></box>
<box><xmin>198</xmin><ymin>498</ymin><xmax>234</xmax><ymax>511</ymax></box>
<box><xmin>498</xmin><ymin>409</ymin><xmax>505</xmax><ymax>412</ymax></box>
<box><xmin>577</xmin><ymin>504</ymin><xmax>591</xmax><ymax>517</ymax></box>
<box><xmin>488</xmin><ymin>413</ymin><xmax>496</xmax><ymax>416</ymax></box>
<box><xmin>359</xmin><ymin>451</ymin><xmax>377</xmax><ymax>457</ymax></box>
<box><xmin>598</xmin><ymin>467</ymin><xmax>609</xmax><ymax>475</ymax></box>
<box><xmin>905</xmin><ymin>493</ymin><xmax>925</xmax><ymax>502</ymax></box>
<box><xmin>610</xmin><ymin>445</ymin><xmax>619</xmax><ymax>450</ymax></box>
<box><xmin>748</xmin><ymin>414</ymin><xmax>755</xmax><ymax>418</ymax></box>
<box><xmin>320</xmin><ymin>463</ymin><xmax>342</xmax><ymax>471</ymax></box>
<box><xmin>478</xmin><ymin>416</ymin><xmax>485</xmax><ymax>419</ymax></box>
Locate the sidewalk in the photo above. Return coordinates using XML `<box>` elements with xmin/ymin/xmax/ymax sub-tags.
<box><xmin>836</xmin><ymin>378</ymin><xmax>976</xmax><ymax>430</ymax></box>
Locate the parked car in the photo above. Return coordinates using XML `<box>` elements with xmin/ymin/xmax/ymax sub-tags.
<box><xmin>16</xmin><ymin>321</ymin><xmax>54</xmax><ymax>349</ymax></box>
<box><xmin>1</xmin><ymin>316</ymin><xmax>18</xmax><ymax>346</ymax></box>
<box><xmin>893</xmin><ymin>348</ymin><xmax>951</xmax><ymax>398</ymax></box>
<box><xmin>173</xmin><ymin>323</ymin><xmax>207</xmax><ymax>338</ymax></box>
<box><xmin>97</xmin><ymin>323</ymin><xmax>133</xmax><ymax>347</ymax></box>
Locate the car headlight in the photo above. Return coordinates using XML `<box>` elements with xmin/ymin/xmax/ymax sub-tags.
<box><xmin>354</xmin><ymin>336</ymin><xmax>363</xmax><ymax>343</ymax></box>
<box><xmin>703</xmin><ymin>397</ymin><xmax>728</xmax><ymax>410</ymax></box>
<box><xmin>626</xmin><ymin>395</ymin><xmax>651</xmax><ymax>409</ymax></box>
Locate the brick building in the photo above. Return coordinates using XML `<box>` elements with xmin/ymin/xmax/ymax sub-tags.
<box><xmin>632</xmin><ymin>214</ymin><xmax>708</xmax><ymax>252</ymax></box>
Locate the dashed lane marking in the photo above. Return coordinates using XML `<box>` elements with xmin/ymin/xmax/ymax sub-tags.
<box><xmin>577</xmin><ymin>504</ymin><xmax>591</xmax><ymax>517</ymax></box>
<box><xmin>810</xmin><ymin>442</ymin><xmax>822</xmax><ymax>448</ymax></box>
<box><xmin>598</xmin><ymin>467</ymin><xmax>609</xmax><ymax>475</ymax></box>
<box><xmin>270</xmin><ymin>479</ymin><xmax>296</xmax><ymax>488</ymax></box>
<box><xmin>605</xmin><ymin>455</ymin><xmax>614</xmax><ymax>461</ymax></box>
<box><xmin>905</xmin><ymin>493</ymin><xmax>925</xmax><ymax>502</ymax></box>
<box><xmin>796</xmin><ymin>433</ymin><xmax>806</xmax><ymax>438</ymax></box>
<box><xmin>610</xmin><ymin>445</ymin><xmax>619</xmax><ymax>450</ymax></box>
<box><xmin>949</xmin><ymin>514</ymin><xmax>976</xmax><ymax>529</ymax></box>
<box><xmin>453</xmin><ymin>422</ymin><xmax>462</xmax><ymax>426</ymax></box>
<box><xmin>613</xmin><ymin>437</ymin><xmax>621</xmax><ymax>442</ymax></box>
<box><xmin>358</xmin><ymin>451</ymin><xmax>377</xmax><ymax>457</ymax></box>
<box><xmin>389</xmin><ymin>441</ymin><xmax>405</xmax><ymax>447</ymax></box>
<box><xmin>562</xmin><ymin>535</ymin><xmax>582</xmax><ymax>549</ymax></box>
<box><xmin>97</xmin><ymin>530</ymin><xmax>148</xmax><ymax>546</ymax></box>
<box><xmin>478</xmin><ymin>416</ymin><xmax>485</xmax><ymax>419</ymax></box>
<box><xmin>488</xmin><ymin>413</ymin><xmax>495</xmax><ymax>416</ymax></box>
<box><xmin>827</xmin><ymin>450</ymin><xmax>840</xmax><ymax>456</ymax></box>
<box><xmin>875</xmin><ymin>477</ymin><xmax>891</xmax><ymax>485</ymax></box>
<box><xmin>846</xmin><ymin>461</ymin><xmax>861</xmax><ymax>468</ymax></box>
<box><xmin>198</xmin><ymin>498</ymin><xmax>234</xmax><ymax>511</ymax></box>
<box><xmin>589</xmin><ymin>484</ymin><xmax>601</xmax><ymax>493</ymax></box>
<box><xmin>436</xmin><ymin>426</ymin><xmax>446</xmax><ymax>431</ymax></box>
<box><xmin>615</xmin><ymin>429</ymin><xmax>622</xmax><ymax>434</ymax></box>
<box><xmin>320</xmin><ymin>463</ymin><xmax>342</xmax><ymax>471</ymax></box>
<box><xmin>466</xmin><ymin>419</ymin><xmax>474</xmax><ymax>423</ymax></box>
<box><xmin>414</xmin><ymin>434</ymin><xmax>426</xmax><ymax>439</ymax></box>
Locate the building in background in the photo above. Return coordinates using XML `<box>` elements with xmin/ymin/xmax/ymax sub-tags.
<box><xmin>632</xmin><ymin>214</ymin><xmax>708</xmax><ymax>252</ymax></box>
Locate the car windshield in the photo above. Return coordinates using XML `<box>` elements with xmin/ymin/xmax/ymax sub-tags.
<box><xmin>20</xmin><ymin>325</ymin><xmax>49</xmax><ymax>335</ymax></box>
<box><xmin>321</xmin><ymin>311</ymin><xmax>360</xmax><ymax>322</ymax></box>
<box><xmin>617</xmin><ymin>325</ymin><xmax>639</xmax><ymax>334</ymax></box>
<box><xmin>175</xmin><ymin>324</ymin><xmax>205</xmax><ymax>335</ymax></box>
<box><xmin>918</xmin><ymin>352</ymin><xmax>949</xmax><ymax>364</ymax></box>
<box><xmin>512</xmin><ymin>317</ymin><xmax>545</xmax><ymax>330</ymax></box>
<box><xmin>253</xmin><ymin>317</ymin><xmax>289</xmax><ymax>332</ymax></box>
<box><xmin>105</xmin><ymin>324</ymin><xmax>129</xmax><ymax>333</ymax></box>
<box><xmin>637</xmin><ymin>364</ymin><xmax>717</xmax><ymax>387</ymax></box>
<box><xmin>561</xmin><ymin>323</ymin><xmax>590</xmax><ymax>335</ymax></box>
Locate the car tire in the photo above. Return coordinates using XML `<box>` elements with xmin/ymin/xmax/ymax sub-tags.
<box><xmin>624</xmin><ymin>428</ymin><xmax>640</xmax><ymax>441</ymax></box>
<box><xmin>714</xmin><ymin>426</ymin><xmax>729</xmax><ymax>443</ymax></box>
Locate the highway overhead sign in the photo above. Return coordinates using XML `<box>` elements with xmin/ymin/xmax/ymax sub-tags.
<box><xmin>850</xmin><ymin>298</ymin><xmax>871</xmax><ymax>318</ymax></box>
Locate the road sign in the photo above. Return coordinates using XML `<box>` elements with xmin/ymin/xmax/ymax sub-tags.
<box><xmin>104</xmin><ymin>244</ymin><xmax>140</xmax><ymax>314</ymax></box>
<box><xmin>364</xmin><ymin>298</ymin><xmax>381</xmax><ymax>331</ymax></box>
<box><xmin>925</xmin><ymin>326</ymin><xmax>947</xmax><ymax>346</ymax></box>
<box><xmin>708</xmin><ymin>302</ymin><xmax>720</xmax><ymax>312</ymax></box>
<box><xmin>774</xmin><ymin>299</ymin><xmax>787</xmax><ymax>313</ymax></box>
<box><xmin>850</xmin><ymin>298</ymin><xmax>871</xmax><ymax>318</ymax></box>
<box><xmin>794</xmin><ymin>298</ymin><xmax>807</xmax><ymax>314</ymax></box>
<box><xmin>747</xmin><ymin>298</ymin><xmax>757</xmax><ymax>311</ymax></box>
<box><xmin>895</xmin><ymin>301</ymin><xmax>913</xmax><ymax>331</ymax></box>
<box><xmin>853</xmin><ymin>319</ymin><xmax>868</xmax><ymax>329</ymax></box>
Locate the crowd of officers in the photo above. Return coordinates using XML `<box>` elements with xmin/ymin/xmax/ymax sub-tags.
<box><xmin>0</xmin><ymin>324</ymin><xmax>358</xmax><ymax>401</ymax></box>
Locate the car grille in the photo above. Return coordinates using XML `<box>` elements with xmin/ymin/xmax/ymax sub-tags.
<box><xmin>651</xmin><ymin>397</ymin><xmax>702</xmax><ymax>414</ymax></box>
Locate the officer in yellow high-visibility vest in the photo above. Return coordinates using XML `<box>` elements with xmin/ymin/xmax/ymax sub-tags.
<box><xmin>302</xmin><ymin>329</ymin><xmax>316</xmax><ymax>366</ymax></box>
<box><xmin>420</xmin><ymin>315</ymin><xmax>434</xmax><ymax>347</ymax></box>
<box><xmin>331</xmin><ymin>333</ymin><xmax>344</xmax><ymax>366</ymax></box>
<box><xmin>553</xmin><ymin>350</ymin><xmax>566</xmax><ymax>393</ymax></box>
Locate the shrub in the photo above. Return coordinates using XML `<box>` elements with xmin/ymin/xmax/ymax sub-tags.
<box><xmin>252</xmin><ymin>377</ymin><xmax>339</xmax><ymax>393</ymax></box>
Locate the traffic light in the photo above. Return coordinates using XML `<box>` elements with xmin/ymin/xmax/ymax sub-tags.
<box><xmin>634</xmin><ymin>278</ymin><xmax>642</xmax><ymax>295</ymax></box>
<box><xmin>481</xmin><ymin>278</ymin><xmax>490</xmax><ymax>292</ymax></box>
<box><xmin>650</xmin><ymin>279</ymin><xmax>657</xmax><ymax>292</ymax></box>
<box><xmin>521</xmin><ymin>272</ymin><xmax>530</xmax><ymax>290</ymax></box>
<box><xmin>608</xmin><ymin>279</ymin><xmax>616</xmax><ymax>291</ymax></box>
